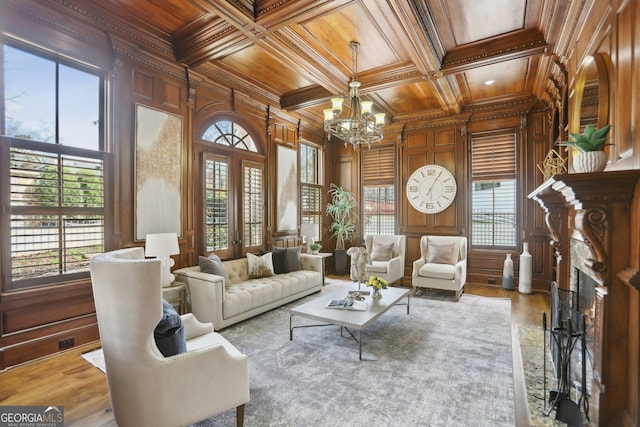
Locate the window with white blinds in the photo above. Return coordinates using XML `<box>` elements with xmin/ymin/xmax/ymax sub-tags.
<box><xmin>300</xmin><ymin>143</ymin><xmax>322</xmax><ymax>231</ymax></box>
<box><xmin>2</xmin><ymin>43</ymin><xmax>106</xmax><ymax>289</ymax></box>
<box><xmin>362</xmin><ymin>146</ymin><xmax>396</xmax><ymax>235</ymax></box>
<box><xmin>471</xmin><ymin>131</ymin><xmax>517</xmax><ymax>248</ymax></box>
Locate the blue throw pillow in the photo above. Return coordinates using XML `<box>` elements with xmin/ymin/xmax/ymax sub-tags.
<box><xmin>154</xmin><ymin>299</ymin><xmax>187</xmax><ymax>357</ymax></box>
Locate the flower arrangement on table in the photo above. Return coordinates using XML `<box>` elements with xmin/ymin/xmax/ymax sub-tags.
<box><xmin>365</xmin><ymin>276</ymin><xmax>388</xmax><ymax>299</ymax></box>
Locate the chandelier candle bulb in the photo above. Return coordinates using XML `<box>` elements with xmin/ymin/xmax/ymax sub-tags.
<box><xmin>331</xmin><ymin>98</ymin><xmax>343</xmax><ymax>113</ymax></box>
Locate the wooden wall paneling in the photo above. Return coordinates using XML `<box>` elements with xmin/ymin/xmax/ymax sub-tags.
<box><xmin>271</xmin><ymin>120</ymin><xmax>298</xmax><ymax>244</ymax></box>
<box><xmin>404</xmin><ymin>152</ymin><xmax>430</xmax><ymax>229</ymax></box>
<box><xmin>525</xmin><ymin>112</ymin><xmax>554</xmax><ymax>290</ymax></box>
<box><xmin>614</xmin><ymin>1</ymin><xmax>634</xmax><ymax>162</ymax></box>
<box><xmin>634</xmin><ymin>0</ymin><xmax>640</xmax><ymax>170</ymax></box>
<box><xmin>467</xmin><ymin>250</ymin><xmax>506</xmax><ymax>286</ymax></box>
<box><xmin>132</xmin><ymin>70</ymin><xmax>154</xmax><ymax>100</ymax></box>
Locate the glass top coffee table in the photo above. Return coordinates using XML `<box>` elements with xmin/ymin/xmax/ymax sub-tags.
<box><xmin>289</xmin><ymin>287</ymin><xmax>410</xmax><ymax>360</ymax></box>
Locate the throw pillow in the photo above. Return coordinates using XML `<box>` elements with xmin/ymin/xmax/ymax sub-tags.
<box><xmin>273</xmin><ymin>246</ymin><xmax>302</xmax><ymax>272</ymax></box>
<box><xmin>427</xmin><ymin>243</ymin><xmax>457</xmax><ymax>265</ymax></box>
<box><xmin>247</xmin><ymin>252</ymin><xmax>275</xmax><ymax>279</ymax></box>
<box><xmin>285</xmin><ymin>246</ymin><xmax>302</xmax><ymax>272</ymax></box>
<box><xmin>154</xmin><ymin>299</ymin><xmax>187</xmax><ymax>357</ymax></box>
<box><xmin>371</xmin><ymin>241</ymin><xmax>394</xmax><ymax>261</ymax></box>
<box><xmin>199</xmin><ymin>254</ymin><xmax>229</xmax><ymax>283</ymax></box>
<box><xmin>271</xmin><ymin>247</ymin><xmax>288</xmax><ymax>274</ymax></box>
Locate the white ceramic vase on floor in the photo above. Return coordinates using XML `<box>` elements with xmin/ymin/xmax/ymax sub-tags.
<box><xmin>502</xmin><ymin>253</ymin><xmax>514</xmax><ymax>291</ymax></box>
<box><xmin>519</xmin><ymin>242</ymin><xmax>532</xmax><ymax>294</ymax></box>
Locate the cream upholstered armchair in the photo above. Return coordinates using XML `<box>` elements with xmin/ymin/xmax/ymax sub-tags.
<box><xmin>90</xmin><ymin>248</ymin><xmax>249</xmax><ymax>427</ymax></box>
<box><xmin>412</xmin><ymin>235</ymin><xmax>468</xmax><ymax>301</ymax></box>
<box><xmin>364</xmin><ymin>234</ymin><xmax>406</xmax><ymax>285</ymax></box>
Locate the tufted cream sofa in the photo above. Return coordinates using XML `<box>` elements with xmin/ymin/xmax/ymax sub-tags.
<box><xmin>174</xmin><ymin>254</ymin><xmax>323</xmax><ymax>330</ymax></box>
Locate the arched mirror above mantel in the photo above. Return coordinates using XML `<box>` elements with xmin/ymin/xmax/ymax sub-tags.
<box><xmin>570</xmin><ymin>53</ymin><xmax>610</xmax><ymax>134</ymax></box>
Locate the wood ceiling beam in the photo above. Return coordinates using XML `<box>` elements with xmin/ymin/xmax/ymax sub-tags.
<box><xmin>280</xmin><ymin>63</ymin><xmax>425</xmax><ymax>111</ymax></box>
<box><xmin>440</xmin><ymin>28</ymin><xmax>548</xmax><ymax>75</ymax></box>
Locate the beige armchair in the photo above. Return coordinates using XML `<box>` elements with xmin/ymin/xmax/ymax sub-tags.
<box><xmin>412</xmin><ymin>235</ymin><xmax>468</xmax><ymax>301</ymax></box>
<box><xmin>90</xmin><ymin>247</ymin><xmax>249</xmax><ymax>427</ymax></box>
<box><xmin>364</xmin><ymin>234</ymin><xmax>406</xmax><ymax>285</ymax></box>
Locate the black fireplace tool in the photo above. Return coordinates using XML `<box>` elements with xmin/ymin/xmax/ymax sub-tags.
<box><xmin>547</xmin><ymin>319</ymin><xmax>582</xmax><ymax>426</ymax></box>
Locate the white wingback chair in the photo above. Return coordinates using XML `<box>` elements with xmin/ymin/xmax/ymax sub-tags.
<box><xmin>364</xmin><ymin>234</ymin><xmax>406</xmax><ymax>285</ymax></box>
<box><xmin>90</xmin><ymin>247</ymin><xmax>249</xmax><ymax>427</ymax></box>
<box><xmin>412</xmin><ymin>235</ymin><xmax>468</xmax><ymax>301</ymax></box>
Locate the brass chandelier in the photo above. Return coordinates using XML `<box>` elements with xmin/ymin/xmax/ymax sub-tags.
<box><xmin>323</xmin><ymin>41</ymin><xmax>385</xmax><ymax>148</ymax></box>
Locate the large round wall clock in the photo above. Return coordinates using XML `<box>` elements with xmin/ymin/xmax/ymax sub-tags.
<box><xmin>406</xmin><ymin>164</ymin><xmax>457</xmax><ymax>214</ymax></box>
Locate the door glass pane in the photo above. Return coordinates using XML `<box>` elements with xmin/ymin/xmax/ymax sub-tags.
<box><xmin>243</xmin><ymin>164</ymin><xmax>263</xmax><ymax>248</ymax></box>
<box><xmin>204</xmin><ymin>159</ymin><xmax>229</xmax><ymax>251</ymax></box>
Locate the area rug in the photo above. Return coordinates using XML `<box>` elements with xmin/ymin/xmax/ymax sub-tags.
<box><xmin>81</xmin><ymin>280</ymin><xmax>516</xmax><ymax>426</ymax></box>
<box><xmin>197</xmin><ymin>280</ymin><xmax>514</xmax><ymax>426</ymax></box>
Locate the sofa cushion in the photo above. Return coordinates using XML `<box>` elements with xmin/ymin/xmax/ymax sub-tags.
<box><xmin>427</xmin><ymin>243</ymin><xmax>456</xmax><ymax>265</ymax></box>
<box><xmin>247</xmin><ymin>252</ymin><xmax>275</xmax><ymax>279</ymax></box>
<box><xmin>419</xmin><ymin>262</ymin><xmax>456</xmax><ymax>280</ymax></box>
<box><xmin>199</xmin><ymin>254</ymin><xmax>229</xmax><ymax>283</ymax></box>
<box><xmin>366</xmin><ymin>261</ymin><xmax>389</xmax><ymax>273</ymax></box>
<box><xmin>371</xmin><ymin>241</ymin><xmax>394</xmax><ymax>261</ymax></box>
<box><xmin>223</xmin><ymin>270</ymin><xmax>321</xmax><ymax>318</ymax></box>
<box><xmin>154</xmin><ymin>300</ymin><xmax>187</xmax><ymax>357</ymax></box>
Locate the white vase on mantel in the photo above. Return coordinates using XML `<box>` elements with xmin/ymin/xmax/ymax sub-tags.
<box><xmin>518</xmin><ymin>242</ymin><xmax>532</xmax><ymax>294</ymax></box>
<box><xmin>573</xmin><ymin>151</ymin><xmax>607</xmax><ymax>173</ymax></box>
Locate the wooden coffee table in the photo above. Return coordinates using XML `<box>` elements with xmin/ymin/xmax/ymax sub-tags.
<box><xmin>289</xmin><ymin>287</ymin><xmax>410</xmax><ymax>360</ymax></box>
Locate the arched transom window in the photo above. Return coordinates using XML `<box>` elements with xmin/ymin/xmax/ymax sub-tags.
<box><xmin>202</xmin><ymin>120</ymin><xmax>257</xmax><ymax>152</ymax></box>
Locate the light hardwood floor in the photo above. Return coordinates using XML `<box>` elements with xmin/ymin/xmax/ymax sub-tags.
<box><xmin>0</xmin><ymin>280</ymin><xmax>550</xmax><ymax>426</ymax></box>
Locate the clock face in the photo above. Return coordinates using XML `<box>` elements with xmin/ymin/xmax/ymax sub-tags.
<box><xmin>406</xmin><ymin>165</ymin><xmax>457</xmax><ymax>214</ymax></box>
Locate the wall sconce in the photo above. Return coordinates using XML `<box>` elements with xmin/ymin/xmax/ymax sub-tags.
<box><xmin>145</xmin><ymin>233</ymin><xmax>180</xmax><ymax>287</ymax></box>
<box><xmin>300</xmin><ymin>223</ymin><xmax>319</xmax><ymax>253</ymax></box>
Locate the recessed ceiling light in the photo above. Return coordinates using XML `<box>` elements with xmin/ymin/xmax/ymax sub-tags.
<box><xmin>484</xmin><ymin>80</ymin><xmax>496</xmax><ymax>86</ymax></box>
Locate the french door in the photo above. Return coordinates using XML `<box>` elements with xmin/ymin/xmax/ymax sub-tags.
<box><xmin>203</xmin><ymin>152</ymin><xmax>264</xmax><ymax>259</ymax></box>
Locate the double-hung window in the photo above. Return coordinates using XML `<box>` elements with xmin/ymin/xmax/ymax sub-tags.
<box><xmin>300</xmin><ymin>143</ymin><xmax>322</xmax><ymax>230</ymax></box>
<box><xmin>362</xmin><ymin>145</ymin><xmax>396</xmax><ymax>236</ymax></box>
<box><xmin>470</xmin><ymin>131</ymin><xmax>517</xmax><ymax>248</ymax></box>
<box><xmin>1</xmin><ymin>43</ymin><xmax>106</xmax><ymax>289</ymax></box>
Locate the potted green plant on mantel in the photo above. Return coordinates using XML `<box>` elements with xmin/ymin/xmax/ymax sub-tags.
<box><xmin>559</xmin><ymin>124</ymin><xmax>611</xmax><ymax>173</ymax></box>
<box><xmin>326</xmin><ymin>183</ymin><xmax>357</xmax><ymax>275</ymax></box>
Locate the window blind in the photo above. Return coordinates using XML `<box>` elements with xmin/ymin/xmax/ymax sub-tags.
<box><xmin>471</xmin><ymin>132</ymin><xmax>516</xmax><ymax>180</ymax></box>
<box><xmin>362</xmin><ymin>145</ymin><xmax>395</xmax><ymax>183</ymax></box>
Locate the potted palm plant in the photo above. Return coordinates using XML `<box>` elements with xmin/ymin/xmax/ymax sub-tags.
<box><xmin>326</xmin><ymin>183</ymin><xmax>357</xmax><ymax>275</ymax></box>
<box><xmin>558</xmin><ymin>124</ymin><xmax>611</xmax><ymax>173</ymax></box>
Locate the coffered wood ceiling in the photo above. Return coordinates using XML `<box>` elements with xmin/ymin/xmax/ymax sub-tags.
<box><xmin>85</xmin><ymin>0</ymin><xmax>572</xmax><ymax>127</ymax></box>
